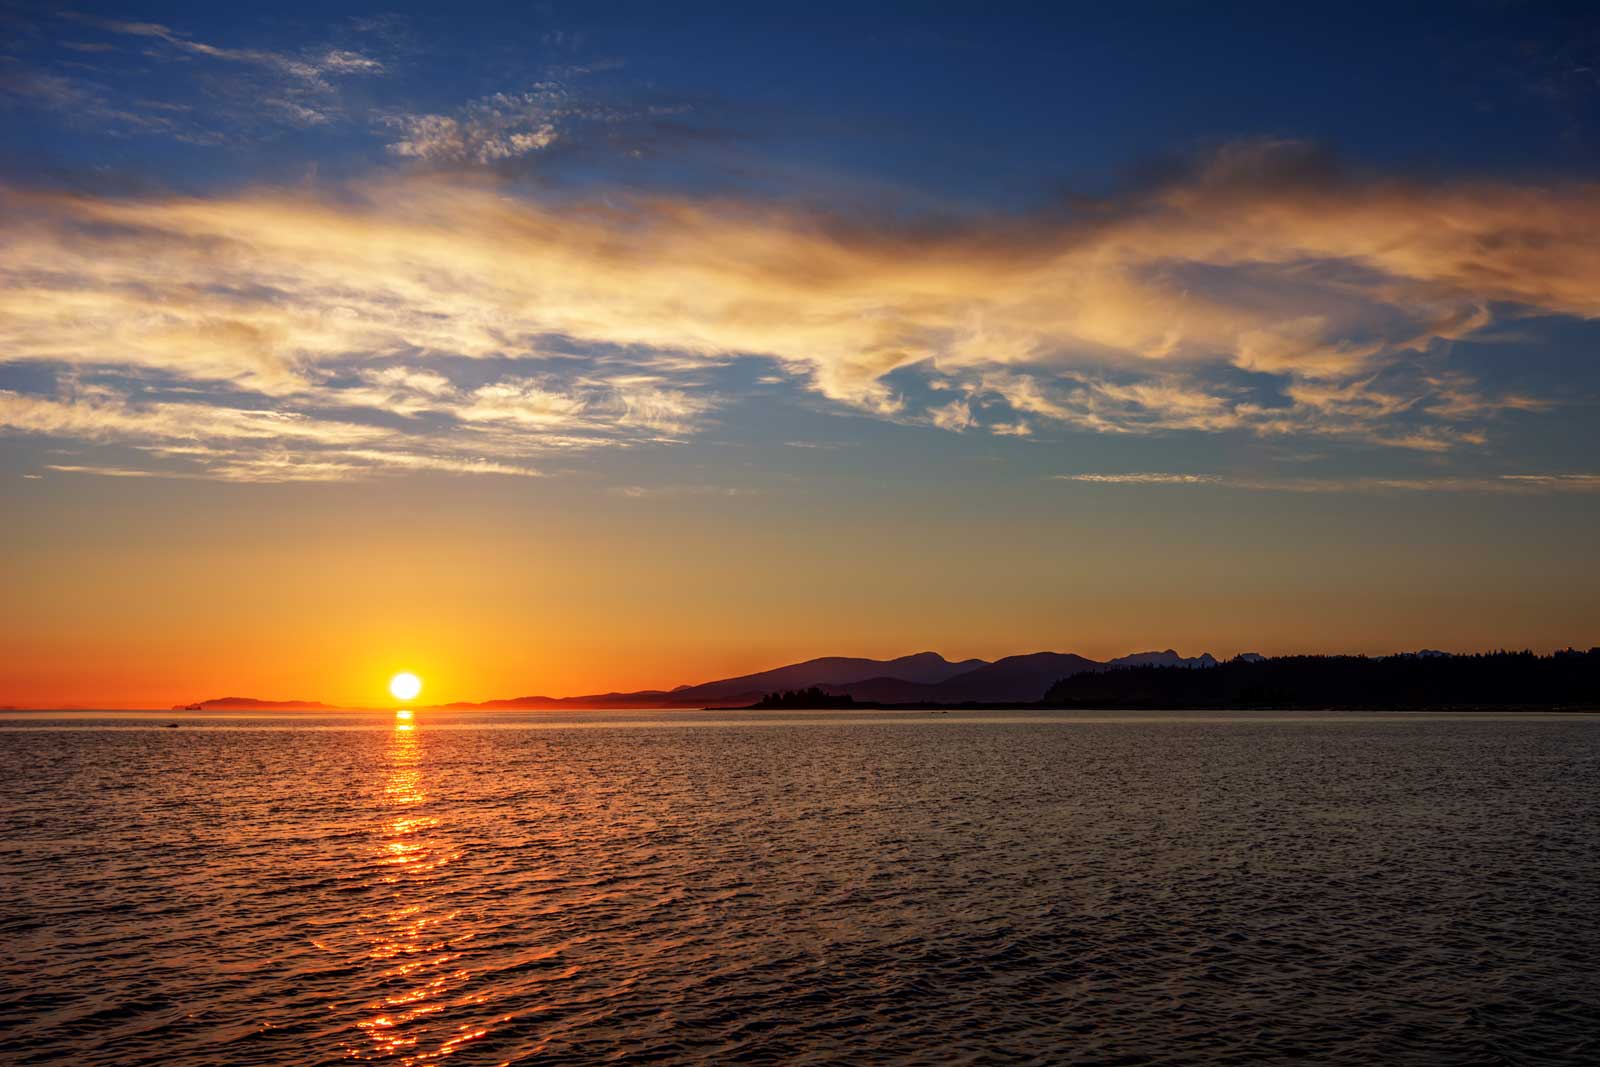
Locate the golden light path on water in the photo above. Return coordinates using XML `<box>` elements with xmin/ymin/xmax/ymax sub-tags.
<box><xmin>343</xmin><ymin>717</ymin><xmax>500</xmax><ymax>1064</ymax></box>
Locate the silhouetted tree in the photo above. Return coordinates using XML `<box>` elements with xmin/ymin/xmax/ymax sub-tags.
<box><xmin>1041</xmin><ymin>649</ymin><xmax>1600</xmax><ymax>709</ymax></box>
<box><xmin>751</xmin><ymin>687</ymin><xmax>857</xmax><ymax>709</ymax></box>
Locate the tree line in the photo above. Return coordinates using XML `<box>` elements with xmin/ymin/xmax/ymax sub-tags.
<box><xmin>1042</xmin><ymin>649</ymin><xmax>1600</xmax><ymax>709</ymax></box>
<box><xmin>750</xmin><ymin>687</ymin><xmax>858</xmax><ymax>709</ymax></box>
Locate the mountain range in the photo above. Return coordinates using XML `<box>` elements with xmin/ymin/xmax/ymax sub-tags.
<box><xmin>436</xmin><ymin>649</ymin><xmax>1223</xmax><ymax>710</ymax></box>
<box><xmin>160</xmin><ymin>646</ymin><xmax>1597</xmax><ymax>713</ymax></box>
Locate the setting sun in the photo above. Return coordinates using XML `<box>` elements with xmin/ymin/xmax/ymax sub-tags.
<box><xmin>389</xmin><ymin>673</ymin><xmax>422</xmax><ymax>703</ymax></box>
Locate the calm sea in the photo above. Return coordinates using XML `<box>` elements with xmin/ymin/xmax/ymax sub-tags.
<box><xmin>2</xmin><ymin>709</ymin><xmax>1597</xmax><ymax>1065</ymax></box>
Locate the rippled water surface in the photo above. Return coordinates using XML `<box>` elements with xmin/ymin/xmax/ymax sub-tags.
<box><xmin>2</xmin><ymin>709</ymin><xmax>1597</xmax><ymax>1065</ymax></box>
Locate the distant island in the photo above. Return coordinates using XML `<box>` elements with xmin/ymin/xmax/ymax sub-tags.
<box><xmin>746</xmin><ymin>687</ymin><xmax>859</xmax><ymax>710</ymax></box>
<box><xmin>171</xmin><ymin>697</ymin><xmax>334</xmax><ymax>711</ymax></box>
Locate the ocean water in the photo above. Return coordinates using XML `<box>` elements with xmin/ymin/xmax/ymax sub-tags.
<box><xmin>1</xmin><ymin>709</ymin><xmax>1597</xmax><ymax>1066</ymax></box>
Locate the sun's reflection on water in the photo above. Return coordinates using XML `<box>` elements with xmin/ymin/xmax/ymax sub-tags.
<box><xmin>348</xmin><ymin>716</ymin><xmax>496</xmax><ymax>1064</ymax></box>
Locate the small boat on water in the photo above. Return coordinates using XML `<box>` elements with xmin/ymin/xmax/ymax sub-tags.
<box><xmin>162</xmin><ymin>723</ymin><xmax>180</xmax><ymax>729</ymax></box>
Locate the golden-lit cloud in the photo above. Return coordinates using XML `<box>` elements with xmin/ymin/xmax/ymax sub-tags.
<box><xmin>1056</xmin><ymin>472</ymin><xmax>1600</xmax><ymax>492</ymax></box>
<box><xmin>2</xmin><ymin>141</ymin><xmax>1595</xmax><ymax>476</ymax></box>
<box><xmin>0</xmin><ymin>388</ymin><xmax>550</xmax><ymax>482</ymax></box>
<box><xmin>0</xmin><ymin>388</ymin><xmax>388</xmax><ymax>445</ymax></box>
<box><xmin>928</xmin><ymin>399</ymin><xmax>976</xmax><ymax>432</ymax></box>
<box><xmin>1057</xmin><ymin>473</ymin><xmax>1226</xmax><ymax>485</ymax></box>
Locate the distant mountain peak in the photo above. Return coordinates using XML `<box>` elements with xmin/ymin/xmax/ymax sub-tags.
<box><xmin>670</xmin><ymin>651</ymin><xmax>989</xmax><ymax>703</ymax></box>
<box><xmin>172</xmin><ymin>696</ymin><xmax>332</xmax><ymax>711</ymax></box>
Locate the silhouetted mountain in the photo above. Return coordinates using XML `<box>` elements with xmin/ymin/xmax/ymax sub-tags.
<box><xmin>824</xmin><ymin>674</ymin><xmax>945</xmax><ymax>703</ymax></box>
<box><xmin>676</xmin><ymin>652</ymin><xmax>987</xmax><ymax>702</ymax></box>
<box><xmin>443</xmin><ymin>649</ymin><xmax>1218</xmax><ymax>709</ymax></box>
<box><xmin>927</xmin><ymin>652</ymin><xmax>1101</xmax><ymax>703</ymax></box>
<box><xmin>172</xmin><ymin>697</ymin><xmax>334</xmax><ymax>711</ymax></box>
<box><xmin>1042</xmin><ymin>650</ymin><xmax>1600</xmax><ymax>709</ymax></box>
<box><xmin>758</xmin><ymin>650</ymin><xmax>1221</xmax><ymax>705</ymax></box>
<box><xmin>442</xmin><ymin>652</ymin><xmax>991</xmax><ymax>709</ymax></box>
<box><xmin>824</xmin><ymin>652</ymin><xmax>1102</xmax><ymax>705</ymax></box>
<box><xmin>1108</xmin><ymin>649</ymin><xmax>1219</xmax><ymax>669</ymax></box>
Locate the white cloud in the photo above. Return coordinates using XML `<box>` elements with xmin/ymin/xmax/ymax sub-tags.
<box><xmin>1056</xmin><ymin>473</ymin><xmax>1225</xmax><ymax>485</ymax></box>
<box><xmin>59</xmin><ymin>15</ymin><xmax>384</xmax><ymax>85</ymax></box>
<box><xmin>382</xmin><ymin>89</ymin><xmax>565</xmax><ymax>163</ymax></box>
<box><xmin>1056</xmin><ymin>472</ymin><xmax>1600</xmax><ymax>493</ymax></box>
<box><xmin>46</xmin><ymin>464</ymin><xmax>159</xmax><ymax>478</ymax></box>
<box><xmin>17</xmin><ymin>13</ymin><xmax>388</xmax><ymax>138</ymax></box>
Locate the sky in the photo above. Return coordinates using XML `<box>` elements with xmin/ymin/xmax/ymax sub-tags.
<box><xmin>2</xmin><ymin>1</ymin><xmax>1599</xmax><ymax>707</ymax></box>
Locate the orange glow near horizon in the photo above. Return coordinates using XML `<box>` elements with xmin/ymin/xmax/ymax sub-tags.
<box><xmin>395</xmin><ymin>709</ymin><xmax>413</xmax><ymax>721</ymax></box>
<box><xmin>4</xmin><ymin>479</ymin><xmax>1598</xmax><ymax>709</ymax></box>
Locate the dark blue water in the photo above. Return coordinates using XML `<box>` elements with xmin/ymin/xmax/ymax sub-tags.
<box><xmin>2</xmin><ymin>709</ymin><xmax>1597</xmax><ymax>1065</ymax></box>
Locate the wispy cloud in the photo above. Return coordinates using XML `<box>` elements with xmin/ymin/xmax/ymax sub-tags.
<box><xmin>0</xmin><ymin>389</ymin><xmax>388</xmax><ymax>446</ymax></box>
<box><xmin>1055</xmin><ymin>472</ymin><xmax>1600</xmax><ymax>493</ymax></box>
<box><xmin>0</xmin><ymin>367</ymin><xmax>705</xmax><ymax>481</ymax></box>
<box><xmin>381</xmin><ymin>88</ymin><xmax>563</xmax><ymax>164</ymax></box>
<box><xmin>1</xmin><ymin>139</ymin><xmax>1596</xmax><ymax>476</ymax></box>
<box><xmin>1497</xmin><ymin>474</ymin><xmax>1600</xmax><ymax>490</ymax></box>
<box><xmin>375</xmin><ymin>77</ymin><xmax>720</xmax><ymax>173</ymax></box>
<box><xmin>59</xmin><ymin>14</ymin><xmax>385</xmax><ymax>87</ymax></box>
<box><xmin>971</xmin><ymin>369</ymin><xmax>1497</xmax><ymax>452</ymax></box>
<box><xmin>608</xmin><ymin>379</ymin><xmax>714</xmax><ymax>436</ymax></box>
<box><xmin>304</xmin><ymin>367</ymin><xmax>716</xmax><ymax>440</ymax></box>
<box><xmin>1056</xmin><ymin>473</ymin><xmax>1226</xmax><ymax>485</ymax></box>
<box><xmin>33</xmin><ymin>442</ymin><xmax>543</xmax><ymax>485</ymax></box>
<box><xmin>0</xmin><ymin>62</ymin><xmax>195</xmax><ymax>138</ymax></box>
<box><xmin>928</xmin><ymin>398</ymin><xmax>975</xmax><ymax>431</ymax></box>
<box><xmin>45</xmin><ymin>463</ymin><xmax>159</xmax><ymax>478</ymax></box>
<box><xmin>607</xmin><ymin>484</ymin><xmax>756</xmax><ymax>499</ymax></box>
<box><xmin>193</xmin><ymin>447</ymin><xmax>541</xmax><ymax>483</ymax></box>
<box><xmin>1</xmin><ymin>12</ymin><xmax>388</xmax><ymax>138</ymax></box>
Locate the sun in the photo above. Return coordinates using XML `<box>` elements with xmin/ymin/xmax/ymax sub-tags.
<box><xmin>389</xmin><ymin>672</ymin><xmax>422</xmax><ymax>702</ymax></box>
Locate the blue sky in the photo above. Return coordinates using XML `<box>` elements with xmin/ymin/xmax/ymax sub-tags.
<box><xmin>2</xmin><ymin>2</ymin><xmax>1599</xmax><ymax>699</ymax></box>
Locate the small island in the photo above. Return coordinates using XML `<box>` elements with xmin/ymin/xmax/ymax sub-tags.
<box><xmin>170</xmin><ymin>697</ymin><xmax>335</xmax><ymax>712</ymax></box>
